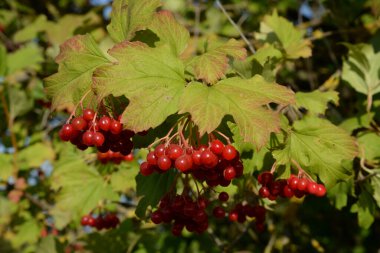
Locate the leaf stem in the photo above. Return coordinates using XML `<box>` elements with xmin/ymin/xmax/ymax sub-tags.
<box><xmin>215</xmin><ymin>0</ymin><xmax>255</xmax><ymax>54</ymax></box>
<box><xmin>214</xmin><ymin>130</ymin><xmax>231</xmax><ymax>144</ymax></box>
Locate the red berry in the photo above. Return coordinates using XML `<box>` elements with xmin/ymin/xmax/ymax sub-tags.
<box><xmin>197</xmin><ymin>145</ymin><xmax>208</xmax><ymax>152</ymax></box>
<box><xmin>151</xmin><ymin>210</ymin><xmax>163</xmax><ymax>224</ymax></box>
<box><xmin>98</xmin><ymin>116</ymin><xmax>112</xmax><ymax>131</ymax></box>
<box><xmin>87</xmin><ymin>216</ymin><xmax>96</xmax><ymax>227</ymax></box>
<box><xmin>259</xmin><ymin>186</ymin><xmax>270</xmax><ymax>198</ymax></box>
<box><xmin>147</xmin><ymin>151</ymin><xmax>158</xmax><ymax>165</ymax></box>
<box><xmin>222</xmin><ymin>145</ymin><xmax>237</xmax><ymax>160</ymax></box>
<box><xmin>95</xmin><ymin>216</ymin><xmax>105</xmax><ymax>230</ymax></box>
<box><xmin>229</xmin><ymin>211</ymin><xmax>238</xmax><ymax>222</ymax></box>
<box><xmin>258</xmin><ymin>172</ymin><xmax>273</xmax><ymax>185</ymax></box>
<box><xmin>81</xmin><ymin>215</ymin><xmax>90</xmax><ymax>226</ymax></box>
<box><xmin>154</xmin><ymin>144</ymin><xmax>166</xmax><ymax>158</ymax></box>
<box><xmin>307</xmin><ymin>182</ymin><xmax>318</xmax><ymax>195</ymax></box>
<box><xmin>282</xmin><ymin>185</ymin><xmax>294</xmax><ymax>198</ymax></box>
<box><xmin>175</xmin><ymin>154</ymin><xmax>193</xmax><ymax>172</ymax></box>
<box><xmin>83</xmin><ymin>109</ymin><xmax>95</xmax><ymax>121</ymax></box>
<box><xmin>124</xmin><ymin>153</ymin><xmax>134</xmax><ymax>161</ymax></box>
<box><xmin>218</xmin><ymin>192</ymin><xmax>229</xmax><ymax>202</ymax></box>
<box><xmin>110</xmin><ymin>120</ymin><xmax>122</xmax><ymax>134</ymax></box>
<box><xmin>59</xmin><ymin>124</ymin><xmax>74</xmax><ymax>141</ymax></box>
<box><xmin>223</xmin><ymin>166</ymin><xmax>236</xmax><ymax>180</ymax></box>
<box><xmin>297</xmin><ymin>178</ymin><xmax>309</xmax><ymax>191</ymax></box>
<box><xmin>197</xmin><ymin>197</ymin><xmax>208</xmax><ymax>209</ymax></box>
<box><xmin>93</xmin><ymin>132</ymin><xmax>105</xmax><ymax>147</ymax></box>
<box><xmin>167</xmin><ymin>144</ymin><xmax>183</xmax><ymax>160</ymax></box>
<box><xmin>315</xmin><ymin>184</ymin><xmax>326</xmax><ymax>197</ymax></box>
<box><xmin>82</xmin><ymin>131</ymin><xmax>94</xmax><ymax>146</ymax></box>
<box><xmin>192</xmin><ymin>150</ymin><xmax>202</xmax><ymax>166</ymax></box>
<box><xmin>71</xmin><ymin>117</ymin><xmax>87</xmax><ymax>131</ymax></box>
<box><xmin>140</xmin><ymin>162</ymin><xmax>154</xmax><ymax>176</ymax></box>
<box><xmin>200</xmin><ymin>150</ymin><xmax>218</xmax><ymax>168</ymax></box>
<box><xmin>157</xmin><ymin>155</ymin><xmax>172</xmax><ymax>171</ymax></box>
<box><xmin>194</xmin><ymin>210</ymin><xmax>207</xmax><ymax>223</ymax></box>
<box><xmin>212</xmin><ymin>206</ymin><xmax>225</xmax><ymax>218</ymax></box>
<box><xmin>288</xmin><ymin>176</ymin><xmax>299</xmax><ymax>190</ymax></box>
<box><xmin>210</xmin><ymin>140</ymin><xmax>224</xmax><ymax>155</ymax></box>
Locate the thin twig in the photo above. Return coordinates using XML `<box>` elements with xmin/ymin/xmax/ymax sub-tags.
<box><xmin>25</xmin><ymin>192</ymin><xmax>52</xmax><ymax>210</ymax></box>
<box><xmin>215</xmin><ymin>0</ymin><xmax>255</xmax><ymax>54</ymax></box>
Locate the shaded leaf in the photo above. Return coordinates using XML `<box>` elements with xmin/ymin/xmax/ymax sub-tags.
<box><xmin>36</xmin><ymin>235</ymin><xmax>57</xmax><ymax>253</ymax></box>
<box><xmin>351</xmin><ymin>189</ymin><xmax>376</xmax><ymax>229</ymax></box>
<box><xmin>295</xmin><ymin>90</ymin><xmax>339</xmax><ymax>115</ymax></box>
<box><xmin>8</xmin><ymin>87</ymin><xmax>33</xmax><ymax>121</ymax></box>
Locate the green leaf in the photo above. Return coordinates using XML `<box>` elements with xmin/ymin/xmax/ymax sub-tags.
<box><xmin>36</xmin><ymin>235</ymin><xmax>57</xmax><ymax>253</ymax></box>
<box><xmin>0</xmin><ymin>44</ymin><xmax>7</xmax><ymax>76</ymax></box>
<box><xmin>0</xmin><ymin>154</ymin><xmax>13</xmax><ymax>181</ymax></box>
<box><xmin>13</xmin><ymin>15</ymin><xmax>48</xmax><ymax>42</ymax></box>
<box><xmin>357</xmin><ymin>132</ymin><xmax>380</xmax><ymax>163</ymax></box>
<box><xmin>339</xmin><ymin>113</ymin><xmax>374</xmax><ymax>133</ymax></box>
<box><xmin>110</xmin><ymin>165</ymin><xmax>139</xmax><ymax>192</ymax></box>
<box><xmin>7</xmin><ymin>43</ymin><xmax>43</xmax><ymax>75</ymax></box>
<box><xmin>18</xmin><ymin>143</ymin><xmax>55</xmax><ymax>170</ymax></box>
<box><xmin>8</xmin><ymin>87</ymin><xmax>33</xmax><ymax>121</ymax></box>
<box><xmin>328</xmin><ymin>179</ymin><xmax>353</xmax><ymax>210</ymax></box>
<box><xmin>252</xmin><ymin>44</ymin><xmax>282</xmax><ymax>66</ymax></box>
<box><xmin>272</xmin><ymin>117</ymin><xmax>358</xmax><ymax>188</ymax></box>
<box><xmin>179</xmin><ymin>75</ymin><xmax>295</xmax><ymax>149</ymax></box>
<box><xmin>255</xmin><ymin>10</ymin><xmax>311</xmax><ymax>59</ymax></box>
<box><xmin>371</xmin><ymin>175</ymin><xmax>380</xmax><ymax>208</ymax></box>
<box><xmin>148</xmin><ymin>10</ymin><xmax>190</xmax><ymax>56</ymax></box>
<box><xmin>94</xmin><ymin>42</ymin><xmax>186</xmax><ymax>132</ymax></box>
<box><xmin>342</xmin><ymin>43</ymin><xmax>380</xmax><ymax>97</ymax></box>
<box><xmin>188</xmin><ymin>39</ymin><xmax>247</xmax><ymax>84</ymax></box>
<box><xmin>45</xmin><ymin>34</ymin><xmax>110</xmax><ymax>110</ymax></box>
<box><xmin>12</xmin><ymin>219</ymin><xmax>40</xmax><ymax>248</ymax></box>
<box><xmin>107</xmin><ymin>0</ymin><xmax>160</xmax><ymax>42</ymax></box>
<box><xmin>0</xmin><ymin>196</ymin><xmax>17</xmax><ymax>225</ymax></box>
<box><xmin>51</xmin><ymin>151</ymin><xmax>118</xmax><ymax>227</ymax></box>
<box><xmin>135</xmin><ymin>171</ymin><xmax>176</xmax><ymax>218</ymax></box>
<box><xmin>351</xmin><ymin>189</ymin><xmax>376</xmax><ymax>229</ymax></box>
<box><xmin>295</xmin><ymin>90</ymin><xmax>339</xmax><ymax>115</ymax></box>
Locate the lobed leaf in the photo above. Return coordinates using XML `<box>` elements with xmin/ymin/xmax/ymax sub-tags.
<box><xmin>295</xmin><ymin>90</ymin><xmax>339</xmax><ymax>115</ymax></box>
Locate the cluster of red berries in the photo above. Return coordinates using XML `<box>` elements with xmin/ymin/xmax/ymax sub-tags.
<box><xmin>151</xmin><ymin>194</ymin><xmax>210</xmax><ymax>236</ymax></box>
<box><xmin>140</xmin><ymin>140</ymin><xmax>243</xmax><ymax>186</ymax></box>
<box><xmin>97</xmin><ymin>151</ymin><xmax>134</xmax><ymax>164</ymax></box>
<box><xmin>228</xmin><ymin>203</ymin><xmax>266</xmax><ymax>231</ymax></box>
<box><xmin>258</xmin><ymin>172</ymin><xmax>327</xmax><ymax>200</ymax></box>
<box><xmin>59</xmin><ymin>108</ymin><xmax>134</xmax><ymax>155</ymax></box>
<box><xmin>80</xmin><ymin>213</ymin><xmax>120</xmax><ymax>231</ymax></box>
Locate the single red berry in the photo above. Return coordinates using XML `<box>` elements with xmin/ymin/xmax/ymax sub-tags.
<box><xmin>222</xmin><ymin>145</ymin><xmax>237</xmax><ymax>160</ymax></box>
<box><xmin>110</xmin><ymin>120</ymin><xmax>122</xmax><ymax>134</ymax></box>
<box><xmin>123</xmin><ymin>153</ymin><xmax>134</xmax><ymax>161</ymax></box>
<box><xmin>223</xmin><ymin>166</ymin><xmax>236</xmax><ymax>180</ymax></box>
<box><xmin>82</xmin><ymin>131</ymin><xmax>95</xmax><ymax>146</ymax></box>
<box><xmin>197</xmin><ymin>145</ymin><xmax>208</xmax><ymax>152</ymax></box>
<box><xmin>95</xmin><ymin>216</ymin><xmax>105</xmax><ymax>230</ymax></box>
<box><xmin>210</xmin><ymin>139</ymin><xmax>224</xmax><ymax>155</ymax></box>
<box><xmin>288</xmin><ymin>176</ymin><xmax>299</xmax><ymax>190</ymax></box>
<box><xmin>71</xmin><ymin>117</ymin><xmax>87</xmax><ymax>131</ymax></box>
<box><xmin>98</xmin><ymin>116</ymin><xmax>112</xmax><ymax>131</ymax></box>
<box><xmin>81</xmin><ymin>215</ymin><xmax>90</xmax><ymax>226</ymax></box>
<box><xmin>200</xmin><ymin>150</ymin><xmax>218</xmax><ymax>168</ymax></box>
<box><xmin>151</xmin><ymin>210</ymin><xmax>163</xmax><ymax>224</ymax></box>
<box><xmin>154</xmin><ymin>144</ymin><xmax>166</xmax><ymax>158</ymax></box>
<box><xmin>83</xmin><ymin>109</ymin><xmax>96</xmax><ymax>121</ymax></box>
<box><xmin>212</xmin><ymin>206</ymin><xmax>225</xmax><ymax>218</ymax></box>
<box><xmin>157</xmin><ymin>155</ymin><xmax>172</xmax><ymax>171</ymax></box>
<box><xmin>218</xmin><ymin>192</ymin><xmax>229</xmax><ymax>202</ymax></box>
<box><xmin>282</xmin><ymin>185</ymin><xmax>294</xmax><ymax>198</ymax></box>
<box><xmin>192</xmin><ymin>150</ymin><xmax>202</xmax><ymax>166</ymax></box>
<box><xmin>197</xmin><ymin>197</ymin><xmax>208</xmax><ymax>209</ymax></box>
<box><xmin>259</xmin><ymin>186</ymin><xmax>271</xmax><ymax>198</ymax></box>
<box><xmin>59</xmin><ymin>124</ymin><xmax>74</xmax><ymax>141</ymax></box>
<box><xmin>175</xmin><ymin>154</ymin><xmax>193</xmax><ymax>172</ymax></box>
<box><xmin>183</xmin><ymin>203</ymin><xmax>197</xmax><ymax>217</ymax></box>
<box><xmin>87</xmin><ymin>216</ymin><xmax>96</xmax><ymax>227</ymax></box>
<box><xmin>297</xmin><ymin>178</ymin><xmax>309</xmax><ymax>191</ymax></box>
<box><xmin>140</xmin><ymin>162</ymin><xmax>154</xmax><ymax>176</ymax></box>
<box><xmin>93</xmin><ymin>132</ymin><xmax>105</xmax><ymax>147</ymax></box>
<box><xmin>171</xmin><ymin>224</ymin><xmax>183</xmax><ymax>236</ymax></box>
<box><xmin>269</xmin><ymin>180</ymin><xmax>284</xmax><ymax>196</ymax></box>
<box><xmin>258</xmin><ymin>172</ymin><xmax>273</xmax><ymax>185</ymax></box>
<box><xmin>315</xmin><ymin>184</ymin><xmax>326</xmax><ymax>197</ymax></box>
<box><xmin>167</xmin><ymin>144</ymin><xmax>183</xmax><ymax>160</ymax></box>
<box><xmin>307</xmin><ymin>182</ymin><xmax>318</xmax><ymax>195</ymax></box>
<box><xmin>146</xmin><ymin>151</ymin><xmax>158</xmax><ymax>165</ymax></box>
<box><xmin>229</xmin><ymin>211</ymin><xmax>239</xmax><ymax>222</ymax></box>
<box><xmin>193</xmin><ymin>210</ymin><xmax>207</xmax><ymax>223</ymax></box>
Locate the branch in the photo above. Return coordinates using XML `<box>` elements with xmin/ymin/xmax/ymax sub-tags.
<box><xmin>25</xmin><ymin>192</ymin><xmax>52</xmax><ymax>210</ymax></box>
<box><xmin>215</xmin><ymin>0</ymin><xmax>255</xmax><ymax>54</ymax></box>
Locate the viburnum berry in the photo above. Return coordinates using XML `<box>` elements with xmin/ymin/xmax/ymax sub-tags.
<box><xmin>157</xmin><ymin>155</ymin><xmax>172</xmax><ymax>171</ymax></box>
<box><xmin>154</xmin><ymin>144</ymin><xmax>166</xmax><ymax>158</ymax></box>
<box><xmin>229</xmin><ymin>211</ymin><xmax>238</xmax><ymax>222</ymax></box>
<box><xmin>71</xmin><ymin>117</ymin><xmax>87</xmax><ymax>131</ymax></box>
<box><xmin>218</xmin><ymin>192</ymin><xmax>229</xmax><ymax>202</ymax></box>
<box><xmin>98</xmin><ymin>116</ymin><xmax>111</xmax><ymax>131</ymax></box>
<box><xmin>201</xmin><ymin>150</ymin><xmax>218</xmax><ymax>168</ymax></box>
<box><xmin>59</xmin><ymin>124</ymin><xmax>74</xmax><ymax>141</ymax></box>
<box><xmin>223</xmin><ymin>166</ymin><xmax>236</xmax><ymax>180</ymax></box>
<box><xmin>259</xmin><ymin>186</ymin><xmax>270</xmax><ymax>198</ymax></box>
<box><xmin>210</xmin><ymin>140</ymin><xmax>224</xmax><ymax>155</ymax></box>
<box><xmin>83</xmin><ymin>109</ymin><xmax>95</xmax><ymax>121</ymax></box>
<box><xmin>82</xmin><ymin>131</ymin><xmax>94</xmax><ymax>146</ymax></box>
<box><xmin>140</xmin><ymin>162</ymin><xmax>154</xmax><ymax>176</ymax></box>
<box><xmin>213</xmin><ymin>206</ymin><xmax>225</xmax><ymax>218</ymax></box>
<box><xmin>167</xmin><ymin>144</ymin><xmax>183</xmax><ymax>160</ymax></box>
<box><xmin>315</xmin><ymin>184</ymin><xmax>326</xmax><ymax>197</ymax></box>
<box><xmin>297</xmin><ymin>178</ymin><xmax>309</xmax><ymax>191</ymax></box>
<box><xmin>110</xmin><ymin>120</ymin><xmax>122</xmax><ymax>135</ymax></box>
<box><xmin>175</xmin><ymin>154</ymin><xmax>192</xmax><ymax>172</ymax></box>
<box><xmin>93</xmin><ymin>132</ymin><xmax>105</xmax><ymax>147</ymax></box>
<box><xmin>147</xmin><ymin>151</ymin><xmax>158</xmax><ymax>165</ymax></box>
<box><xmin>222</xmin><ymin>145</ymin><xmax>237</xmax><ymax>160</ymax></box>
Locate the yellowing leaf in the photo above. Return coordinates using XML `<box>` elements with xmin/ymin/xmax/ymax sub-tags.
<box><xmin>189</xmin><ymin>39</ymin><xmax>247</xmax><ymax>84</ymax></box>
<box><xmin>45</xmin><ymin>34</ymin><xmax>111</xmax><ymax>110</ymax></box>
<box><xmin>93</xmin><ymin>42</ymin><xmax>186</xmax><ymax>132</ymax></box>
<box><xmin>179</xmin><ymin>75</ymin><xmax>295</xmax><ymax>149</ymax></box>
<box><xmin>273</xmin><ymin>117</ymin><xmax>358</xmax><ymax>189</ymax></box>
<box><xmin>295</xmin><ymin>90</ymin><xmax>339</xmax><ymax>115</ymax></box>
<box><xmin>107</xmin><ymin>0</ymin><xmax>161</xmax><ymax>42</ymax></box>
<box><xmin>256</xmin><ymin>10</ymin><xmax>312</xmax><ymax>59</ymax></box>
<box><xmin>148</xmin><ymin>10</ymin><xmax>190</xmax><ymax>56</ymax></box>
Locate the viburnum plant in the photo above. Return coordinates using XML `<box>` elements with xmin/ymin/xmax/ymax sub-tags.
<box><xmin>2</xmin><ymin>0</ymin><xmax>380</xmax><ymax>251</ymax></box>
<box><xmin>45</xmin><ymin>0</ymin><xmax>359</xmax><ymax>237</ymax></box>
